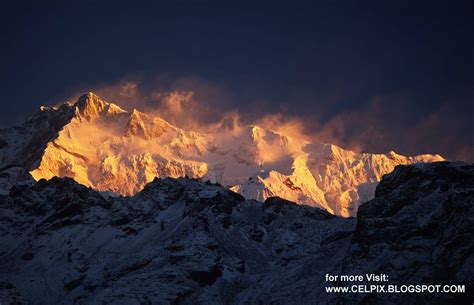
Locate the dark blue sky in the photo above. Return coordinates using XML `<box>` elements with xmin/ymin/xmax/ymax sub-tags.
<box><xmin>1</xmin><ymin>1</ymin><xmax>472</xmax><ymax>160</ymax></box>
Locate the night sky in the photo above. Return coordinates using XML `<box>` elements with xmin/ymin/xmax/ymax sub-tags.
<box><xmin>1</xmin><ymin>1</ymin><xmax>472</xmax><ymax>161</ymax></box>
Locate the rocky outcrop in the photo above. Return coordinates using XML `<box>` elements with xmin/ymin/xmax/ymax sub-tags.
<box><xmin>336</xmin><ymin>162</ymin><xmax>474</xmax><ymax>305</ymax></box>
<box><xmin>0</xmin><ymin>167</ymin><xmax>35</xmax><ymax>195</ymax></box>
<box><xmin>0</xmin><ymin>103</ymin><xmax>75</xmax><ymax>170</ymax></box>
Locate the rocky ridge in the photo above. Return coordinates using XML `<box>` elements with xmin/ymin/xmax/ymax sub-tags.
<box><xmin>0</xmin><ymin>161</ymin><xmax>472</xmax><ymax>304</ymax></box>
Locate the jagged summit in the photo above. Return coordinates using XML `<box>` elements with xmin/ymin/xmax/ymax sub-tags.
<box><xmin>74</xmin><ymin>92</ymin><xmax>127</xmax><ymax>121</ymax></box>
<box><xmin>76</xmin><ymin>92</ymin><xmax>107</xmax><ymax>115</ymax></box>
<box><xmin>0</xmin><ymin>93</ymin><xmax>445</xmax><ymax>216</ymax></box>
<box><xmin>124</xmin><ymin>109</ymin><xmax>149</xmax><ymax>138</ymax></box>
<box><xmin>123</xmin><ymin>108</ymin><xmax>173</xmax><ymax>139</ymax></box>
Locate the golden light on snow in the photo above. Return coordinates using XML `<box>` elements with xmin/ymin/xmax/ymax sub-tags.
<box><xmin>29</xmin><ymin>93</ymin><xmax>444</xmax><ymax>217</ymax></box>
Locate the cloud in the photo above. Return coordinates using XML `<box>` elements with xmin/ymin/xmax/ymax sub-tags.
<box><xmin>306</xmin><ymin>95</ymin><xmax>473</xmax><ymax>161</ymax></box>
<box><xmin>92</xmin><ymin>80</ymin><xmax>145</xmax><ymax>110</ymax></box>
<box><xmin>81</xmin><ymin>77</ymin><xmax>240</xmax><ymax>133</ymax></box>
<box><xmin>255</xmin><ymin>113</ymin><xmax>312</xmax><ymax>141</ymax></box>
<box><xmin>67</xmin><ymin>77</ymin><xmax>473</xmax><ymax>162</ymax></box>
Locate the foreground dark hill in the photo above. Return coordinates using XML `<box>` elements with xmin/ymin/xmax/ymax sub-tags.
<box><xmin>0</xmin><ymin>162</ymin><xmax>472</xmax><ymax>304</ymax></box>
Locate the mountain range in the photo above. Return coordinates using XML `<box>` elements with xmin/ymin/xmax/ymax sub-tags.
<box><xmin>0</xmin><ymin>92</ymin><xmax>444</xmax><ymax>216</ymax></box>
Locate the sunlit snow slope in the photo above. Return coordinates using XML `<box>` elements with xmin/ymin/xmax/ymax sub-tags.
<box><xmin>0</xmin><ymin>93</ymin><xmax>444</xmax><ymax>216</ymax></box>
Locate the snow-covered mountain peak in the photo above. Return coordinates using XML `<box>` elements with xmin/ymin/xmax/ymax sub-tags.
<box><xmin>124</xmin><ymin>109</ymin><xmax>149</xmax><ymax>138</ymax></box>
<box><xmin>74</xmin><ymin>92</ymin><xmax>126</xmax><ymax>121</ymax></box>
<box><xmin>124</xmin><ymin>108</ymin><xmax>175</xmax><ymax>140</ymax></box>
<box><xmin>0</xmin><ymin>93</ymin><xmax>445</xmax><ymax>216</ymax></box>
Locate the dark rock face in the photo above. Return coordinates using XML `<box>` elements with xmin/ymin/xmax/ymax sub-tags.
<box><xmin>0</xmin><ymin>162</ymin><xmax>472</xmax><ymax>304</ymax></box>
<box><xmin>338</xmin><ymin>162</ymin><xmax>474</xmax><ymax>305</ymax></box>
<box><xmin>355</xmin><ymin>162</ymin><xmax>473</xmax><ymax>244</ymax></box>
<box><xmin>0</xmin><ymin>104</ymin><xmax>75</xmax><ymax>171</ymax></box>
<box><xmin>189</xmin><ymin>265</ymin><xmax>223</xmax><ymax>287</ymax></box>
